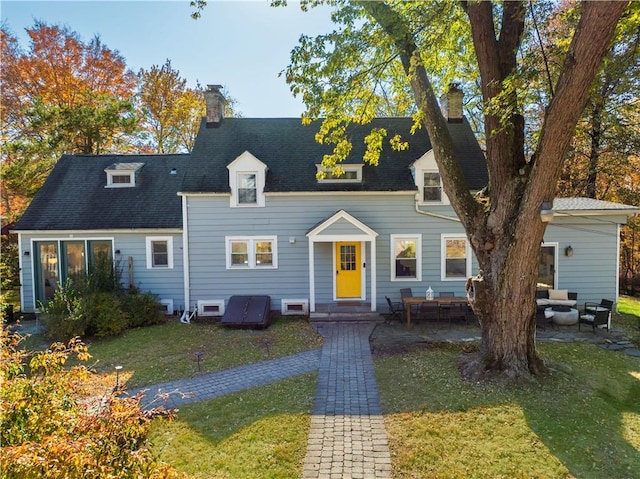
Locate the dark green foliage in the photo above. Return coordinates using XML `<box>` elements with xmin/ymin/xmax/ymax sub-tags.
<box><xmin>43</xmin><ymin>259</ymin><xmax>164</xmax><ymax>340</ymax></box>
<box><xmin>0</xmin><ymin>233</ymin><xmax>20</xmax><ymax>290</ymax></box>
<box><xmin>83</xmin><ymin>291</ymin><xmax>128</xmax><ymax>337</ymax></box>
<box><xmin>121</xmin><ymin>289</ymin><xmax>166</xmax><ymax>329</ymax></box>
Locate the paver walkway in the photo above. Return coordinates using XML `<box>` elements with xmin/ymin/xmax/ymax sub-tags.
<box><xmin>302</xmin><ymin>322</ymin><xmax>392</xmax><ymax>479</ymax></box>
<box><xmin>128</xmin><ymin>348</ymin><xmax>321</xmax><ymax>409</ymax></box>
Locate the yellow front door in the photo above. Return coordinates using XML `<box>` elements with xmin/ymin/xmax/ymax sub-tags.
<box><xmin>336</xmin><ymin>242</ymin><xmax>361</xmax><ymax>298</ymax></box>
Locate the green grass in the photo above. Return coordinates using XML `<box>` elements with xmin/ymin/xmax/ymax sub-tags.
<box><xmin>83</xmin><ymin>316</ymin><xmax>322</xmax><ymax>389</ymax></box>
<box><xmin>18</xmin><ymin>301</ymin><xmax>640</xmax><ymax>478</ymax></box>
<box><xmin>375</xmin><ymin>342</ymin><xmax>640</xmax><ymax>478</ymax></box>
<box><xmin>617</xmin><ymin>295</ymin><xmax>640</xmax><ymax>344</ymax></box>
<box><xmin>149</xmin><ymin>373</ymin><xmax>317</xmax><ymax>479</ymax></box>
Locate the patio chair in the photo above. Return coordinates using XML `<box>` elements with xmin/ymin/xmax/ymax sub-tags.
<box><xmin>578</xmin><ymin>307</ymin><xmax>610</xmax><ymax>333</ymax></box>
<box><xmin>438</xmin><ymin>291</ymin><xmax>456</xmax><ymax>323</ymax></box>
<box><xmin>385</xmin><ymin>296</ymin><xmax>404</xmax><ymax>323</ymax></box>
<box><xmin>400</xmin><ymin>288</ymin><xmax>419</xmax><ymax>317</ymax></box>
<box><xmin>585</xmin><ymin>298</ymin><xmax>613</xmax><ymax>314</ymax></box>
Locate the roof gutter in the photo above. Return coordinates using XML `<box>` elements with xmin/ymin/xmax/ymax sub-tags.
<box><xmin>414</xmin><ymin>197</ymin><xmax>460</xmax><ymax>222</ymax></box>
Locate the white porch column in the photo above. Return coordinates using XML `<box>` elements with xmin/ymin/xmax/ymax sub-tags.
<box><xmin>308</xmin><ymin>238</ymin><xmax>316</xmax><ymax>312</ymax></box>
<box><xmin>370</xmin><ymin>239</ymin><xmax>377</xmax><ymax>312</ymax></box>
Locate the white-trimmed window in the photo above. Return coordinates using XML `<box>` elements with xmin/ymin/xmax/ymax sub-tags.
<box><xmin>105</xmin><ymin>162</ymin><xmax>143</xmax><ymax>188</ymax></box>
<box><xmin>410</xmin><ymin>151</ymin><xmax>449</xmax><ymax>205</ymax></box>
<box><xmin>391</xmin><ymin>234</ymin><xmax>421</xmax><ymax>281</ymax></box>
<box><xmin>227</xmin><ymin>152</ymin><xmax>267</xmax><ymax>208</ymax></box>
<box><xmin>226</xmin><ymin>236</ymin><xmax>277</xmax><ymax>269</ymax></box>
<box><xmin>441</xmin><ymin>234</ymin><xmax>470</xmax><ymax>280</ymax></box>
<box><xmin>423</xmin><ymin>172</ymin><xmax>442</xmax><ymax>202</ymax></box>
<box><xmin>237</xmin><ymin>172</ymin><xmax>257</xmax><ymax>204</ymax></box>
<box><xmin>316</xmin><ymin>164</ymin><xmax>363</xmax><ymax>183</ymax></box>
<box><xmin>146</xmin><ymin>236</ymin><xmax>174</xmax><ymax>269</ymax></box>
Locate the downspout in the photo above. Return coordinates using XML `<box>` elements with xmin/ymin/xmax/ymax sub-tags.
<box><xmin>17</xmin><ymin>233</ymin><xmax>25</xmax><ymax>311</ymax></box>
<box><xmin>181</xmin><ymin>194</ymin><xmax>191</xmax><ymax>316</ymax></box>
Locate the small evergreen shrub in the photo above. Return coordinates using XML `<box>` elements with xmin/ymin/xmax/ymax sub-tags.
<box><xmin>83</xmin><ymin>291</ymin><xmax>128</xmax><ymax>338</ymax></box>
<box><xmin>122</xmin><ymin>289</ymin><xmax>166</xmax><ymax>328</ymax></box>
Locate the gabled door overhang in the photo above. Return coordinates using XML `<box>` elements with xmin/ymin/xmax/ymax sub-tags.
<box><xmin>306</xmin><ymin>210</ymin><xmax>379</xmax><ymax>312</ymax></box>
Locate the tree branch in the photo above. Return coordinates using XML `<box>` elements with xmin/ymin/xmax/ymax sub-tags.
<box><xmin>359</xmin><ymin>0</ymin><xmax>482</xmax><ymax>229</ymax></box>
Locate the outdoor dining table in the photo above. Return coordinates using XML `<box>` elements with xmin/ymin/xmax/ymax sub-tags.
<box><xmin>402</xmin><ymin>296</ymin><xmax>469</xmax><ymax>329</ymax></box>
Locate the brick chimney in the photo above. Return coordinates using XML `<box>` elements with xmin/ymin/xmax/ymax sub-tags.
<box><xmin>439</xmin><ymin>83</ymin><xmax>464</xmax><ymax>123</ymax></box>
<box><xmin>204</xmin><ymin>84</ymin><xmax>225</xmax><ymax>127</ymax></box>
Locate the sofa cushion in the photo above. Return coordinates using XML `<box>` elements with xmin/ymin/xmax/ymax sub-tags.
<box><xmin>536</xmin><ymin>298</ymin><xmax>577</xmax><ymax>307</ymax></box>
<box><xmin>548</xmin><ymin>289</ymin><xmax>568</xmax><ymax>301</ymax></box>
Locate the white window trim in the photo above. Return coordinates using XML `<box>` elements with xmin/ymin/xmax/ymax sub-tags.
<box><xmin>410</xmin><ymin>150</ymin><xmax>449</xmax><ymax>205</ymax></box>
<box><xmin>420</xmin><ymin>170</ymin><xmax>444</xmax><ymax>204</ymax></box>
<box><xmin>105</xmin><ymin>171</ymin><xmax>135</xmax><ymax>188</ymax></box>
<box><xmin>160</xmin><ymin>299</ymin><xmax>174</xmax><ymax>315</ymax></box>
<box><xmin>104</xmin><ymin>162</ymin><xmax>143</xmax><ymax>188</ymax></box>
<box><xmin>225</xmin><ymin>236</ymin><xmax>278</xmax><ymax>269</ymax></box>
<box><xmin>316</xmin><ymin>164</ymin><xmax>363</xmax><ymax>183</ymax></box>
<box><xmin>145</xmin><ymin>236</ymin><xmax>174</xmax><ymax>269</ymax></box>
<box><xmin>197</xmin><ymin>299</ymin><xmax>225</xmax><ymax>317</ymax></box>
<box><xmin>441</xmin><ymin>234</ymin><xmax>471</xmax><ymax>281</ymax></box>
<box><xmin>281</xmin><ymin>298</ymin><xmax>309</xmax><ymax>316</ymax></box>
<box><xmin>227</xmin><ymin>152</ymin><xmax>267</xmax><ymax>208</ymax></box>
<box><xmin>390</xmin><ymin>234</ymin><xmax>422</xmax><ymax>282</ymax></box>
<box><xmin>236</xmin><ymin>171</ymin><xmax>259</xmax><ymax>206</ymax></box>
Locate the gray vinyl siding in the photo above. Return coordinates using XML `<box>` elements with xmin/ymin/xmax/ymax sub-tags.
<box><xmin>185</xmin><ymin>193</ymin><xmax>624</xmax><ymax>311</ymax></box>
<box><xmin>185</xmin><ymin>193</ymin><xmax>475</xmax><ymax>311</ymax></box>
<box><xmin>18</xmin><ymin>232</ymin><xmax>184</xmax><ymax>313</ymax></box>
<box><xmin>544</xmin><ymin>218</ymin><xmax>621</xmax><ymax>305</ymax></box>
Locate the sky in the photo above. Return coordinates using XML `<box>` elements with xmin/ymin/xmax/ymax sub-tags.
<box><xmin>1</xmin><ymin>0</ymin><xmax>336</xmax><ymax>117</ymax></box>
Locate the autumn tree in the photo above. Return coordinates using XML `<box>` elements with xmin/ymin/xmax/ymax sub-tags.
<box><xmin>523</xmin><ymin>1</ymin><xmax>640</xmax><ymax>199</ymax></box>
<box><xmin>137</xmin><ymin>60</ymin><xmax>242</xmax><ymax>153</ymax></box>
<box><xmin>0</xmin><ymin>329</ymin><xmax>180</xmax><ymax>478</ymax></box>
<box><xmin>278</xmin><ymin>0</ymin><xmax>629</xmax><ymax>380</ymax></box>
<box><xmin>0</xmin><ymin>22</ymin><xmax>138</xmax><ymax>218</ymax></box>
<box><xmin>137</xmin><ymin>59</ymin><xmax>188</xmax><ymax>153</ymax></box>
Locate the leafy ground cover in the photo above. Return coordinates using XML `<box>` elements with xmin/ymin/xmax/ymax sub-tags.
<box><xmin>84</xmin><ymin>316</ymin><xmax>322</xmax><ymax>389</ymax></box>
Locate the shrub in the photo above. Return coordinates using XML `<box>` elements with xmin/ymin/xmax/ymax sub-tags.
<box><xmin>0</xmin><ymin>327</ymin><xmax>181</xmax><ymax>478</ymax></box>
<box><xmin>83</xmin><ymin>291</ymin><xmax>128</xmax><ymax>338</ymax></box>
<box><xmin>42</xmin><ymin>280</ymin><xmax>88</xmax><ymax>341</ymax></box>
<box><xmin>42</xmin><ymin>256</ymin><xmax>165</xmax><ymax>339</ymax></box>
<box><xmin>121</xmin><ymin>289</ymin><xmax>166</xmax><ymax>329</ymax></box>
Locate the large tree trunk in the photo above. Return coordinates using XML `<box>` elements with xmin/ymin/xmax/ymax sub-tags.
<box><xmin>366</xmin><ymin>0</ymin><xmax>628</xmax><ymax>380</ymax></box>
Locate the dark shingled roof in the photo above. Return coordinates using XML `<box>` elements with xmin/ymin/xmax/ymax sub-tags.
<box><xmin>14</xmin><ymin>154</ymin><xmax>188</xmax><ymax>231</ymax></box>
<box><xmin>182</xmin><ymin>117</ymin><xmax>487</xmax><ymax>193</ymax></box>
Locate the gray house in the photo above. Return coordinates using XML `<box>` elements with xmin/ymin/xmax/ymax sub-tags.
<box><xmin>14</xmin><ymin>86</ymin><xmax>639</xmax><ymax>318</ymax></box>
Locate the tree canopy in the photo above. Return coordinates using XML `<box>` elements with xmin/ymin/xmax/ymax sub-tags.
<box><xmin>283</xmin><ymin>0</ymin><xmax>630</xmax><ymax>379</ymax></box>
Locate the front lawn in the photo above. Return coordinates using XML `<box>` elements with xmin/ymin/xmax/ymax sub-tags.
<box><xmin>84</xmin><ymin>316</ymin><xmax>322</xmax><ymax>389</ymax></box>
<box><xmin>14</xmin><ymin>303</ymin><xmax>638</xmax><ymax>478</ymax></box>
<box><xmin>374</xmin><ymin>339</ymin><xmax>640</xmax><ymax>478</ymax></box>
<box><xmin>150</xmin><ymin>373</ymin><xmax>317</xmax><ymax>479</ymax></box>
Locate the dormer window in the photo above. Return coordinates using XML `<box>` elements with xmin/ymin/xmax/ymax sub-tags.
<box><xmin>410</xmin><ymin>150</ymin><xmax>449</xmax><ymax>205</ymax></box>
<box><xmin>238</xmin><ymin>173</ymin><xmax>257</xmax><ymax>204</ymax></box>
<box><xmin>227</xmin><ymin>151</ymin><xmax>267</xmax><ymax>208</ymax></box>
<box><xmin>423</xmin><ymin>172</ymin><xmax>442</xmax><ymax>202</ymax></box>
<box><xmin>316</xmin><ymin>164</ymin><xmax>363</xmax><ymax>183</ymax></box>
<box><xmin>105</xmin><ymin>162</ymin><xmax>143</xmax><ymax>188</ymax></box>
